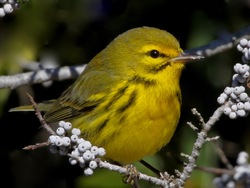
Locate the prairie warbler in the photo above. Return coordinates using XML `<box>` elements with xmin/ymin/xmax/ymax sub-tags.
<box><xmin>10</xmin><ymin>27</ymin><xmax>202</xmax><ymax>164</ymax></box>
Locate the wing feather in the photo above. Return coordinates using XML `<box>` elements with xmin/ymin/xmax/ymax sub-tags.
<box><xmin>44</xmin><ymin>68</ymin><xmax>121</xmax><ymax>123</ymax></box>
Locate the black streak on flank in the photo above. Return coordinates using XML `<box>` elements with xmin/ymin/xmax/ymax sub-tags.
<box><xmin>95</xmin><ymin>118</ymin><xmax>109</xmax><ymax>134</ymax></box>
<box><xmin>117</xmin><ymin>90</ymin><xmax>137</xmax><ymax>113</ymax></box>
<box><xmin>104</xmin><ymin>85</ymin><xmax>129</xmax><ymax>110</ymax></box>
<box><xmin>130</xmin><ymin>75</ymin><xmax>156</xmax><ymax>86</ymax></box>
<box><xmin>119</xmin><ymin>115</ymin><xmax>126</xmax><ymax>125</ymax></box>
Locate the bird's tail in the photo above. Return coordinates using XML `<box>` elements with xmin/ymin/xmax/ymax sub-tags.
<box><xmin>9</xmin><ymin>100</ymin><xmax>56</xmax><ymax>112</ymax></box>
<box><xmin>9</xmin><ymin>105</ymin><xmax>34</xmax><ymax>112</ymax></box>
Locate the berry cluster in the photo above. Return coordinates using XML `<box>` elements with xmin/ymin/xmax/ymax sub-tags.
<box><xmin>213</xmin><ymin>151</ymin><xmax>250</xmax><ymax>188</ymax></box>
<box><xmin>0</xmin><ymin>0</ymin><xmax>19</xmax><ymax>17</ymax></box>
<box><xmin>217</xmin><ymin>38</ymin><xmax>250</xmax><ymax>119</ymax></box>
<box><xmin>48</xmin><ymin>121</ymin><xmax>106</xmax><ymax>176</ymax></box>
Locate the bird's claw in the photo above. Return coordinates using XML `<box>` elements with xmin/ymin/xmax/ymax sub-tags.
<box><xmin>122</xmin><ymin>164</ymin><xmax>140</xmax><ymax>188</ymax></box>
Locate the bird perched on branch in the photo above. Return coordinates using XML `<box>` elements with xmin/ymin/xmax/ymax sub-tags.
<box><xmin>10</xmin><ymin>26</ymin><xmax>203</xmax><ymax>165</ymax></box>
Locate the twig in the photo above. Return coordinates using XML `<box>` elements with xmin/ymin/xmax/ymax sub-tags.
<box><xmin>212</xmin><ymin>141</ymin><xmax>234</xmax><ymax>170</ymax></box>
<box><xmin>187</xmin><ymin>122</ymin><xmax>198</xmax><ymax>131</ymax></box>
<box><xmin>191</xmin><ymin>108</ymin><xmax>206</xmax><ymax>126</ymax></box>
<box><xmin>26</xmin><ymin>93</ymin><xmax>55</xmax><ymax>135</ymax></box>
<box><xmin>205</xmin><ymin>136</ymin><xmax>220</xmax><ymax>142</ymax></box>
<box><xmin>196</xmin><ymin>166</ymin><xmax>235</xmax><ymax>175</ymax></box>
<box><xmin>23</xmin><ymin>142</ymin><xmax>49</xmax><ymax>150</ymax></box>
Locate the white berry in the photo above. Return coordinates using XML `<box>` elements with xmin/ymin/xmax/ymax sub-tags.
<box><xmin>3</xmin><ymin>3</ymin><xmax>13</xmax><ymax>14</ymax></box>
<box><xmin>98</xmin><ymin>147</ymin><xmax>106</xmax><ymax>156</ymax></box>
<box><xmin>70</xmin><ymin>135</ymin><xmax>78</xmax><ymax>142</ymax></box>
<box><xmin>62</xmin><ymin>137</ymin><xmax>71</xmax><ymax>146</ymax></box>
<box><xmin>239</xmin><ymin>92</ymin><xmax>248</xmax><ymax>101</ymax></box>
<box><xmin>223</xmin><ymin>107</ymin><xmax>232</xmax><ymax>115</ymax></box>
<box><xmin>231</xmin><ymin>104</ymin><xmax>237</xmax><ymax>111</ymax></box>
<box><xmin>63</xmin><ymin>122</ymin><xmax>72</xmax><ymax>130</ymax></box>
<box><xmin>89</xmin><ymin>161</ymin><xmax>98</xmax><ymax>169</ymax></box>
<box><xmin>0</xmin><ymin>8</ymin><xmax>5</xmax><ymax>17</ymax></box>
<box><xmin>244</xmin><ymin>102</ymin><xmax>250</xmax><ymax>111</ymax></box>
<box><xmin>237</xmin><ymin>44</ymin><xmax>244</xmax><ymax>52</ymax></box>
<box><xmin>224</xmin><ymin>87</ymin><xmax>233</xmax><ymax>95</ymax></box>
<box><xmin>78</xmin><ymin>142</ymin><xmax>89</xmax><ymax>153</ymax></box>
<box><xmin>83</xmin><ymin>150</ymin><xmax>94</xmax><ymax>161</ymax></box>
<box><xmin>69</xmin><ymin>158</ymin><xmax>77</xmax><ymax>165</ymax></box>
<box><xmin>56</xmin><ymin>127</ymin><xmax>65</xmax><ymax>136</ymax></box>
<box><xmin>240</xmin><ymin>38</ymin><xmax>248</xmax><ymax>47</ymax></box>
<box><xmin>237</xmin><ymin>102</ymin><xmax>244</xmax><ymax>109</ymax></box>
<box><xmin>72</xmin><ymin>128</ymin><xmax>81</xmax><ymax>136</ymax></box>
<box><xmin>84</xmin><ymin>168</ymin><xmax>94</xmax><ymax>176</ymax></box>
<box><xmin>217</xmin><ymin>96</ymin><xmax>226</xmax><ymax>104</ymax></box>
<box><xmin>229</xmin><ymin>112</ymin><xmax>237</xmax><ymax>119</ymax></box>
<box><xmin>236</xmin><ymin>109</ymin><xmax>246</xmax><ymax>117</ymax></box>
<box><xmin>90</xmin><ymin>146</ymin><xmax>99</xmax><ymax>156</ymax></box>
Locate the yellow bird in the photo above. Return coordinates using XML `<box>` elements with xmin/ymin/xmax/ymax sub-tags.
<box><xmin>10</xmin><ymin>26</ymin><xmax>202</xmax><ymax>165</ymax></box>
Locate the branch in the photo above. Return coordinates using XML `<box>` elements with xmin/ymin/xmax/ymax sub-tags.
<box><xmin>0</xmin><ymin>64</ymin><xmax>86</xmax><ymax>89</ymax></box>
<box><xmin>23</xmin><ymin>142</ymin><xmax>49</xmax><ymax>150</ymax></box>
<box><xmin>97</xmin><ymin>159</ymin><xmax>170</xmax><ymax>187</ymax></box>
<box><xmin>176</xmin><ymin>104</ymin><xmax>227</xmax><ymax>187</ymax></box>
<box><xmin>26</xmin><ymin>93</ymin><xmax>55</xmax><ymax>135</ymax></box>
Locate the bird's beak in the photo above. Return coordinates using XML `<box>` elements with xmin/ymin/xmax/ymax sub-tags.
<box><xmin>171</xmin><ymin>53</ymin><xmax>204</xmax><ymax>63</ymax></box>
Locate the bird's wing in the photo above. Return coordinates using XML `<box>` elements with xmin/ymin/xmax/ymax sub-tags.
<box><xmin>44</xmin><ymin>70</ymin><xmax>121</xmax><ymax>123</ymax></box>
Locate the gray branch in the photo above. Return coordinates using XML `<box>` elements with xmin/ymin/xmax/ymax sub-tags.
<box><xmin>186</xmin><ymin>25</ymin><xmax>250</xmax><ymax>57</ymax></box>
<box><xmin>97</xmin><ymin>159</ymin><xmax>170</xmax><ymax>187</ymax></box>
<box><xmin>0</xmin><ymin>64</ymin><xmax>86</xmax><ymax>89</ymax></box>
<box><xmin>176</xmin><ymin>105</ymin><xmax>226</xmax><ymax>187</ymax></box>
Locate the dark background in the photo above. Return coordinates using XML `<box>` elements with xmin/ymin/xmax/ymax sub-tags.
<box><xmin>1</xmin><ymin>0</ymin><xmax>250</xmax><ymax>187</ymax></box>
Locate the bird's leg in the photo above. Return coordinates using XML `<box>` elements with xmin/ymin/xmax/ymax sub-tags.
<box><xmin>139</xmin><ymin>159</ymin><xmax>161</xmax><ymax>176</ymax></box>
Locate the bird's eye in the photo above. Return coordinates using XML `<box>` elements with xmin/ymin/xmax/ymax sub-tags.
<box><xmin>149</xmin><ymin>50</ymin><xmax>160</xmax><ymax>58</ymax></box>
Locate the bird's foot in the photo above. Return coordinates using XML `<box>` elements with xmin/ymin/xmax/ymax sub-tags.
<box><xmin>122</xmin><ymin>164</ymin><xmax>140</xmax><ymax>188</ymax></box>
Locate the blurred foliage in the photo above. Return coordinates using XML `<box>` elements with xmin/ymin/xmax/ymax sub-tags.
<box><xmin>1</xmin><ymin>0</ymin><xmax>250</xmax><ymax>188</ymax></box>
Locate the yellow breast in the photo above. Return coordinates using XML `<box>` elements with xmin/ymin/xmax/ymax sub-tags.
<box><xmin>74</xmin><ymin>80</ymin><xmax>181</xmax><ymax>164</ymax></box>
<box><xmin>104</xmin><ymin>85</ymin><xmax>180</xmax><ymax>164</ymax></box>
